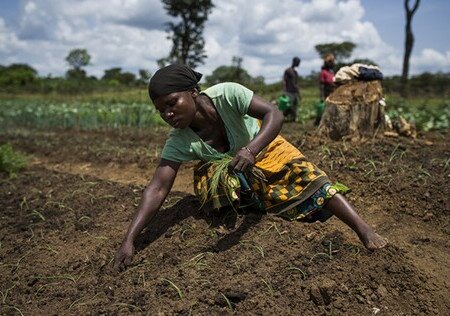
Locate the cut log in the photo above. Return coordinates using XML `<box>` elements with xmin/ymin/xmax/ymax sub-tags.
<box><xmin>318</xmin><ymin>81</ymin><xmax>386</xmax><ymax>141</ymax></box>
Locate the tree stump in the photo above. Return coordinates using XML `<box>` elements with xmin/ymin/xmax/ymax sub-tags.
<box><xmin>318</xmin><ymin>81</ymin><xmax>386</xmax><ymax>141</ymax></box>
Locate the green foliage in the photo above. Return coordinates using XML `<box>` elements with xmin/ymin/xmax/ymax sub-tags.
<box><xmin>66</xmin><ymin>68</ymin><xmax>87</xmax><ymax>80</ymax></box>
<box><xmin>315</xmin><ymin>41</ymin><xmax>356</xmax><ymax>64</ymax></box>
<box><xmin>386</xmin><ymin>96</ymin><xmax>449</xmax><ymax>131</ymax></box>
<box><xmin>65</xmin><ymin>48</ymin><xmax>91</xmax><ymax>70</ymax></box>
<box><xmin>0</xmin><ymin>143</ymin><xmax>27</xmax><ymax>176</ymax></box>
<box><xmin>0</xmin><ymin>84</ymin><xmax>448</xmax><ymax>132</ymax></box>
<box><xmin>138</xmin><ymin>69</ymin><xmax>151</xmax><ymax>84</ymax></box>
<box><xmin>0</xmin><ymin>99</ymin><xmax>165</xmax><ymax>130</ymax></box>
<box><xmin>383</xmin><ymin>72</ymin><xmax>450</xmax><ymax>96</ymax></box>
<box><xmin>102</xmin><ymin>68</ymin><xmax>137</xmax><ymax>85</ymax></box>
<box><xmin>161</xmin><ymin>0</ymin><xmax>214</xmax><ymax>67</ymax></box>
<box><xmin>205</xmin><ymin>56</ymin><xmax>265</xmax><ymax>86</ymax></box>
<box><xmin>206</xmin><ymin>65</ymin><xmax>251</xmax><ymax>85</ymax></box>
<box><xmin>199</xmin><ymin>156</ymin><xmax>234</xmax><ymax>207</ymax></box>
<box><xmin>0</xmin><ymin>64</ymin><xmax>38</xmax><ymax>87</ymax></box>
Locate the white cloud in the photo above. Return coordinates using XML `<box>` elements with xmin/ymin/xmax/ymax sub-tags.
<box><xmin>411</xmin><ymin>49</ymin><xmax>450</xmax><ymax>73</ymax></box>
<box><xmin>0</xmin><ymin>0</ymin><xmax>447</xmax><ymax>82</ymax></box>
<box><xmin>0</xmin><ymin>18</ymin><xmax>27</xmax><ymax>53</ymax></box>
<box><xmin>2</xmin><ymin>0</ymin><xmax>171</xmax><ymax>77</ymax></box>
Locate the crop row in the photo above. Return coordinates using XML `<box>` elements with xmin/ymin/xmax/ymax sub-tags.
<box><xmin>0</xmin><ymin>100</ymin><xmax>165</xmax><ymax>130</ymax></box>
<box><xmin>0</xmin><ymin>97</ymin><xmax>448</xmax><ymax>131</ymax></box>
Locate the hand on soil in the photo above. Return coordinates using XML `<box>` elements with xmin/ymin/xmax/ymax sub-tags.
<box><xmin>113</xmin><ymin>240</ymin><xmax>135</xmax><ymax>270</ymax></box>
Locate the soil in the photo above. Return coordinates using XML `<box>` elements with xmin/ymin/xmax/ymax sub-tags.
<box><xmin>1</xmin><ymin>124</ymin><xmax>449</xmax><ymax>315</ymax></box>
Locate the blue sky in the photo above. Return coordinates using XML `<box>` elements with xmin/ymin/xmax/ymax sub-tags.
<box><xmin>0</xmin><ymin>0</ymin><xmax>449</xmax><ymax>82</ymax></box>
<box><xmin>361</xmin><ymin>0</ymin><xmax>449</xmax><ymax>53</ymax></box>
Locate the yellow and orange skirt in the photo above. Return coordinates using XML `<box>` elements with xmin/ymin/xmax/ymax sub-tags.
<box><xmin>194</xmin><ymin>135</ymin><xmax>349</xmax><ymax>222</ymax></box>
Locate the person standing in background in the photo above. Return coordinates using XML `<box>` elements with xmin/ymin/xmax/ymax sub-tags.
<box><xmin>316</xmin><ymin>53</ymin><xmax>335</xmax><ymax>125</ymax></box>
<box><xmin>283</xmin><ymin>57</ymin><xmax>301</xmax><ymax>122</ymax></box>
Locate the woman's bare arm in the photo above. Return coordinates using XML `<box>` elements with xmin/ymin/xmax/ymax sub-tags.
<box><xmin>229</xmin><ymin>95</ymin><xmax>284</xmax><ymax>171</ymax></box>
<box><xmin>114</xmin><ymin>158</ymin><xmax>181</xmax><ymax>269</ymax></box>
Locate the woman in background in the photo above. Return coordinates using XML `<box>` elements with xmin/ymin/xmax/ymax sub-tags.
<box><xmin>316</xmin><ymin>53</ymin><xmax>335</xmax><ymax>125</ymax></box>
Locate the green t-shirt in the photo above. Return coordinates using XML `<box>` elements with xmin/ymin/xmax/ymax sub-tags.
<box><xmin>161</xmin><ymin>82</ymin><xmax>260</xmax><ymax>162</ymax></box>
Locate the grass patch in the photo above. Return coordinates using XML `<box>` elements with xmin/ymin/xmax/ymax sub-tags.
<box><xmin>0</xmin><ymin>143</ymin><xmax>26</xmax><ymax>176</ymax></box>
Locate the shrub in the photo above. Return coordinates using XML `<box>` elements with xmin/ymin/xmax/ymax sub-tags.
<box><xmin>0</xmin><ymin>143</ymin><xmax>27</xmax><ymax>176</ymax></box>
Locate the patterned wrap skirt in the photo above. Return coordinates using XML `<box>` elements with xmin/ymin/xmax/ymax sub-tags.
<box><xmin>193</xmin><ymin>135</ymin><xmax>350</xmax><ymax>222</ymax></box>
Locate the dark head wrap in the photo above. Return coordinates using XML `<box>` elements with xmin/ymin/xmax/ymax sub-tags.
<box><xmin>148</xmin><ymin>64</ymin><xmax>203</xmax><ymax>101</ymax></box>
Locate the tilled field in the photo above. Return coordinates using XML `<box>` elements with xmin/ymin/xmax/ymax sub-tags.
<box><xmin>0</xmin><ymin>125</ymin><xmax>449</xmax><ymax>315</ymax></box>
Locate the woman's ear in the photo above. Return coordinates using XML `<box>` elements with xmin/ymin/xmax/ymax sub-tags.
<box><xmin>191</xmin><ymin>88</ymin><xmax>199</xmax><ymax>98</ymax></box>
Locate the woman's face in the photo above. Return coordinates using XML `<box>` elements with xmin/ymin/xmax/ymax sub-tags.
<box><xmin>153</xmin><ymin>90</ymin><xmax>197</xmax><ymax>129</ymax></box>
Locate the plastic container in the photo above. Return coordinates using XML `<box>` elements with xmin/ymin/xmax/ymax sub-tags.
<box><xmin>277</xmin><ymin>95</ymin><xmax>291</xmax><ymax>112</ymax></box>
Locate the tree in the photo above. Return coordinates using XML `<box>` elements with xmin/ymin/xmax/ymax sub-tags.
<box><xmin>65</xmin><ymin>49</ymin><xmax>91</xmax><ymax>70</ymax></box>
<box><xmin>232</xmin><ymin>56</ymin><xmax>243</xmax><ymax>82</ymax></box>
<box><xmin>138</xmin><ymin>69</ymin><xmax>151</xmax><ymax>85</ymax></box>
<box><xmin>160</xmin><ymin>0</ymin><xmax>214</xmax><ymax>68</ymax></box>
<box><xmin>102</xmin><ymin>67</ymin><xmax>137</xmax><ymax>85</ymax></box>
<box><xmin>0</xmin><ymin>64</ymin><xmax>38</xmax><ymax>86</ymax></box>
<box><xmin>314</xmin><ymin>41</ymin><xmax>356</xmax><ymax>64</ymax></box>
<box><xmin>102</xmin><ymin>67</ymin><xmax>123</xmax><ymax>81</ymax></box>
<box><xmin>401</xmin><ymin>0</ymin><xmax>420</xmax><ymax>94</ymax></box>
<box><xmin>205</xmin><ymin>57</ymin><xmax>264</xmax><ymax>86</ymax></box>
<box><xmin>66</xmin><ymin>69</ymin><xmax>87</xmax><ymax>81</ymax></box>
<box><xmin>119</xmin><ymin>72</ymin><xmax>136</xmax><ymax>86</ymax></box>
<box><xmin>205</xmin><ymin>66</ymin><xmax>247</xmax><ymax>85</ymax></box>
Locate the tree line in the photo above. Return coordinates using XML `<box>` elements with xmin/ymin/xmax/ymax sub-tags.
<box><xmin>1</xmin><ymin>53</ymin><xmax>448</xmax><ymax>97</ymax></box>
<box><xmin>0</xmin><ymin>48</ymin><xmax>151</xmax><ymax>94</ymax></box>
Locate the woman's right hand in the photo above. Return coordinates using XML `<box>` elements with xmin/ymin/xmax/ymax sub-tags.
<box><xmin>230</xmin><ymin>147</ymin><xmax>256</xmax><ymax>172</ymax></box>
<box><xmin>113</xmin><ymin>239</ymin><xmax>135</xmax><ymax>270</ymax></box>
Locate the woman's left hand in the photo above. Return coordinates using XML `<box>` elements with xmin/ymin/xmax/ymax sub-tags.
<box><xmin>229</xmin><ymin>147</ymin><xmax>255</xmax><ymax>172</ymax></box>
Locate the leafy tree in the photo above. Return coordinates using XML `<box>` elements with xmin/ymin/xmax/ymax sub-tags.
<box><xmin>402</xmin><ymin>0</ymin><xmax>420</xmax><ymax>94</ymax></box>
<box><xmin>65</xmin><ymin>48</ymin><xmax>91</xmax><ymax>70</ymax></box>
<box><xmin>102</xmin><ymin>67</ymin><xmax>123</xmax><ymax>81</ymax></box>
<box><xmin>232</xmin><ymin>56</ymin><xmax>244</xmax><ymax>82</ymax></box>
<box><xmin>205</xmin><ymin>66</ymin><xmax>245</xmax><ymax>85</ymax></box>
<box><xmin>65</xmin><ymin>68</ymin><xmax>87</xmax><ymax>80</ymax></box>
<box><xmin>102</xmin><ymin>67</ymin><xmax>136</xmax><ymax>85</ymax></box>
<box><xmin>138</xmin><ymin>69</ymin><xmax>151</xmax><ymax>84</ymax></box>
<box><xmin>314</xmin><ymin>41</ymin><xmax>356</xmax><ymax>64</ymax></box>
<box><xmin>119</xmin><ymin>72</ymin><xmax>136</xmax><ymax>85</ymax></box>
<box><xmin>0</xmin><ymin>63</ymin><xmax>37</xmax><ymax>86</ymax></box>
<box><xmin>160</xmin><ymin>0</ymin><xmax>214</xmax><ymax>68</ymax></box>
<box><xmin>205</xmin><ymin>56</ymin><xmax>264</xmax><ymax>85</ymax></box>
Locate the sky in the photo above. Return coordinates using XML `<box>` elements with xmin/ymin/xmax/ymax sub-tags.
<box><xmin>0</xmin><ymin>0</ymin><xmax>449</xmax><ymax>83</ymax></box>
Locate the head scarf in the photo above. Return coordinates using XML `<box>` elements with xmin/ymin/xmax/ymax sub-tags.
<box><xmin>148</xmin><ymin>64</ymin><xmax>203</xmax><ymax>101</ymax></box>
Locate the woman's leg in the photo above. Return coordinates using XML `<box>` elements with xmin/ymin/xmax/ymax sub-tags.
<box><xmin>324</xmin><ymin>193</ymin><xmax>388</xmax><ymax>250</ymax></box>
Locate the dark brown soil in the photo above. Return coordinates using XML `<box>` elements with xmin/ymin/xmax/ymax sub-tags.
<box><xmin>1</xmin><ymin>124</ymin><xmax>449</xmax><ymax>315</ymax></box>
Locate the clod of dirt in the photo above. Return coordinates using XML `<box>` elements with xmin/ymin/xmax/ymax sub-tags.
<box><xmin>309</xmin><ymin>277</ymin><xmax>337</xmax><ymax>305</ymax></box>
<box><xmin>422</xmin><ymin>212</ymin><xmax>434</xmax><ymax>221</ymax></box>
<box><xmin>305</xmin><ymin>232</ymin><xmax>317</xmax><ymax>241</ymax></box>
<box><xmin>377</xmin><ymin>284</ymin><xmax>388</xmax><ymax>298</ymax></box>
